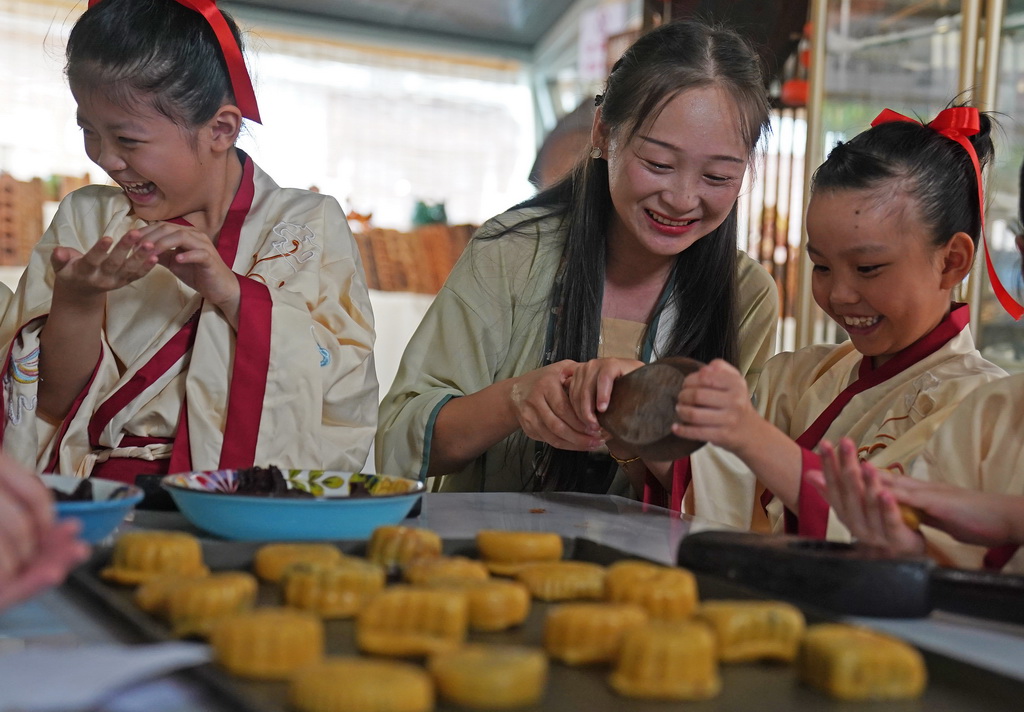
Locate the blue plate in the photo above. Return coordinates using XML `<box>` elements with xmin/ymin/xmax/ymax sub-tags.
<box><xmin>161</xmin><ymin>469</ymin><xmax>426</xmax><ymax>541</ymax></box>
<box><xmin>43</xmin><ymin>474</ymin><xmax>144</xmax><ymax>544</ymax></box>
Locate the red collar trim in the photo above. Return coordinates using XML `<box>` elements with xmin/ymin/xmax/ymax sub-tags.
<box><xmin>857</xmin><ymin>302</ymin><xmax>970</xmax><ymax>380</ymax></box>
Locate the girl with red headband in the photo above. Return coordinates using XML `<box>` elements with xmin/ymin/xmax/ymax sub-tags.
<box><xmin>636</xmin><ymin>104</ymin><xmax>1009</xmax><ymax>537</ymax></box>
<box><xmin>0</xmin><ymin>0</ymin><xmax>377</xmax><ymax>481</ymax></box>
<box><xmin>808</xmin><ymin>159</ymin><xmax>1024</xmax><ymax>574</ymax></box>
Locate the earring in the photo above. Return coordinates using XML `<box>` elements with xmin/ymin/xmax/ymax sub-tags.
<box><xmin>589</xmin><ymin>146</ymin><xmax>603</xmax><ymax>159</ymax></box>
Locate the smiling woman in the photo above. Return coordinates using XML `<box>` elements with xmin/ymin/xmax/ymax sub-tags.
<box><xmin>376</xmin><ymin>19</ymin><xmax>780</xmax><ymax>496</ymax></box>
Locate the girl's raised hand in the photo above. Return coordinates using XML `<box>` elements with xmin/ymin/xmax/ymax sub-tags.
<box><xmin>672</xmin><ymin>359</ymin><xmax>757</xmax><ymax>451</ymax></box>
<box><xmin>134</xmin><ymin>223</ymin><xmax>241</xmax><ymax>318</ymax></box>
<box><xmin>809</xmin><ymin>438</ymin><xmax>925</xmax><ymax>557</ymax></box>
<box><xmin>50</xmin><ymin>232</ymin><xmax>157</xmax><ymax>297</ymax></box>
<box><xmin>509</xmin><ymin>360</ymin><xmax>603</xmax><ymax>452</ymax></box>
<box><xmin>567</xmin><ymin>357</ymin><xmax>645</xmax><ymax>432</ymax></box>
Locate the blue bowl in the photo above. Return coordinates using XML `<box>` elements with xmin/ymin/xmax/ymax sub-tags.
<box><xmin>161</xmin><ymin>469</ymin><xmax>426</xmax><ymax>541</ymax></box>
<box><xmin>43</xmin><ymin>474</ymin><xmax>144</xmax><ymax>544</ymax></box>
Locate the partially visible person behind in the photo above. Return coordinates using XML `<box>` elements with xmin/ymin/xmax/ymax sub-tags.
<box><xmin>0</xmin><ymin>0</ymin><xmax>377</xmax><ymax>481</ymax></box>
<box><xmin>528</xmin><ymin>101</ymin><xmax>595</xmax><ymax>191</ymax></box>
<box><xmin>0</xmin><ymin>451</ymin><xmax>90</xmax><ymax>612</ymax></box>
<box><xmin>808</xmin><ymin>165</ymin><xmax>1024</xmax><ymax>573</ymax></box>
<box><xmin>650</xmin><ymin>105</ymin><xmax>1007</xmax><ymax>536</ymax></box>
<box><xmin>377</xmin><ymin>20</ymin><xmax>779</xmax><ymax>495</ymax></box>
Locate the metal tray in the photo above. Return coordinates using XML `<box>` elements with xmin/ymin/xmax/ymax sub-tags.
<box><xmin>66</xmin><ymin>536</ymin><xmax>1024</xmax><ymax>712</ymax></box>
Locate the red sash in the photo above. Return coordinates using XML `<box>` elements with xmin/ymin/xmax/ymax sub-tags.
<box><xmin>761</xmin><ymin>303</ymin><xmax>971</xmax><ymax>537</ymax></box>
<box><xmin>83</xmin><ymin>155</ymin><xmax>272</xmax><ymax>479</ymax></box>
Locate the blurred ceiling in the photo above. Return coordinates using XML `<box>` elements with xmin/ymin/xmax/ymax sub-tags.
<box><xmin>225</xmin><ymin>0</ymin><xmax>578</xmax><ymax>53</ymax></box>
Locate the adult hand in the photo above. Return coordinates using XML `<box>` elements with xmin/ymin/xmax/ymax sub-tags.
<box><xmin>510</xmin><ymin>360</ymin><xmax>602</xmax><ymax>451</ymax></box>
<box><xmin>886</xmin><ymin>473</ymin><xmax>1018</xmax><ymax>547</ymax></box>
<box><xmin>50</xmin><ymin>231</ymin><xmax>157</xmax><ymax>298</ymax></box>
<box><xmin>671</xmin><ymin>359</ymin><xmax>759</xmax><ymax>452</ymax></box>
<box><xmin>807</xmin><ymin>438</ymin><xmax>925</xmax><ymax>557</ymax></box>
<box><xmin>567</xmin><ymin>357</ymin><xmax>645</xmax><ymax>432</ymax></box>
<box><xmin>0</xmin><ymin>453</ymin><xmax>90</xmax><ymax>611</ymax></box>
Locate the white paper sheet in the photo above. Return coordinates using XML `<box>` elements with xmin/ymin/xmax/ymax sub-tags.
<box><xmin>0</xmin><ymin>642</ymin><xmax>210</xmax><ymax>712</ymax></box>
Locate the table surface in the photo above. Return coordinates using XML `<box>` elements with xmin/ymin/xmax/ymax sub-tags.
<box><xmin>3</xmin><ymin>491</ymin><xmax>1023</xmax><ymax>711</ymax></box>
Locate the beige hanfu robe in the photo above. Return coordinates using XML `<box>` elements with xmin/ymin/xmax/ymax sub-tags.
<box><xmin>645</xmin><ymin>303</ymin><xmax>1006</xmax><ymax>538</ymax></box>
<box><xmin>375</xmin><ymin>207</ymin><xmax>779</xmax><ymax>492</ymax></box>
<box><xmin>1</xmin><ymin>155</ymin><xmax>377</xmax><ymax>481</ymax></box>
<box><xmin>905</xmin><ymin>373</ymin><xmax>1024</xmax><ymax>573</ymax></box>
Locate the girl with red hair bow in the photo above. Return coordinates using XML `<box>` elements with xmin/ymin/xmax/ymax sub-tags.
<box><xmin>808</xmin><ymin>157</ymin><xmax>1024</xmax><ymax>574</ymax></box>
<box><xmin>640</xmin><ymin>105</ymin><xmax>1009</xmax><ymax>542</ymax></box>
<box><xmin>0</xmin><ymin>0</ymin><xmax>377</xmax><ymax>481</ymax></box>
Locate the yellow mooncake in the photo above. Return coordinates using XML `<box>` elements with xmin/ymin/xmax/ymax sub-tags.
<box><xmin>357</xmin><ymin>586</ymin><xmax>468</xmax><ymax>657</ymax></box>
<box><xmin>101</xmin><ymin>530</ymin><xmax>209</xmax><ymax>585</ymax></box>
<box><xmin>367</xmin><ymin>526</ymin><xmax>443</xmax><ymax>570</ymax></box>
<box><xmin>475</xmin><ymin>530</ymin><xmax>563</xmax><ymax>576</ymax></box>
<box><xmin>604</xmin><ymin>560</ymin><xmax>698</xmax><ymax>621</ymax></box>
<box><xmin>799</xmin><ymin>623</ymin><xmax>927</xmax><ymax>700</ymax></box>
<box><xmin>515</xmin><ymin>560</ymin><xmax>606</xmax><ymax>601</ymax></box>
<box><xmin>697</xmin><ymin>599</ymin><xmax>806</xmax><ymax>662</ymax></box>
<box><xmin>544</xmin><ymin>602</ymin><xmax>648</xmax><ymax>665</ymax></box>
<box><xmin>426</xmin><ymin>578</ymin><xmax>531</xmax><ymax>632</ymax></box>
<box><xmin>283</xmin><ymin>560</ymin><xmax>386</xmax><ymax>619</ymax></box>
<box><xmin>163</xmin><ymin>571</ymin><xmax>258</xmax><ymax>638</ymax></box>
<box><xmin>209</xmin><ymin>607</ymin><xmax>324</xmax><ymax>680</ymax></box>
<box><xmin>610</xmin><ymin>621</ymin><xmax>721</xmax><ymax>700</ymax></box>
<box><xmin>429</xmin><ymin>644</ymin><xmax>548</xmax><ymax>710</ymax></box>
<box><xmin>290</xmin><ymin>657</ymin><xmax>434</xmax><ymax>712</ymax></box>
<box><xmin>403</xmin><ymin>556</ymin><xmax>489</xmax><ymax>585</ymax></box>
<box><xmin>252</xmin><ymin>542</ymin><xmax>343</xmax><ymax>583</ymax></box>
<box><xmin>134</xmin><ymin>573</ymin><xmax>207</xmax><ymax>614</ymax></box>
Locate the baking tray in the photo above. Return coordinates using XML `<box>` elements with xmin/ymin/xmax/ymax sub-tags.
<box><xmin>65</xmin><ymin>536</ymin><xmax>1024</xmax><ymax>712</ymax></box>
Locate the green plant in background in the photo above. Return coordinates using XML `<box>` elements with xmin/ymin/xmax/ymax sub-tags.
<box><xmin>412</xmin><ymin>200</ymin><xmax>447</xmax><ymax>226</ymax></box>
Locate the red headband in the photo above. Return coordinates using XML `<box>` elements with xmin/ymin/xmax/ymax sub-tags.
<box><xmin>871</xmin><ymin>107</ymin><xmax>1022</xmax><ymax>320</ymax></box>
<box><xmin>87</xmin><ymin>0</ymin><xmax>261</xmax><ymax>123</ymax></box>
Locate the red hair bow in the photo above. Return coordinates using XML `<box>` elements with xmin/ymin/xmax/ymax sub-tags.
<box><xmin>87</xmin><ymin>0</ymin><xmax>261</xmax><ymax>123</ymax></box>
<box><xmin>871</xmin><ymin>107</ymin><xmax>1022</xmax><ymax>320</ymax></box>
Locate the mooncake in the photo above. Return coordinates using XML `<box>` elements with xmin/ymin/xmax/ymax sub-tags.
<box><xmin>799</xmin><ymin>623</ymin><xmax>927</xmax><ymax>700</ymax></box>
<box><xmin>101</xmin><ymin>530</ymin><xmax>208</xmax><ymax>585</ymax></box>
<box><xmin>252</xmin><ymin>542</ymin><xmax>343</xmax><ymax>583</ymax></box>
<box><xmin>290</xmin><ymin>657</ymin><xmax>434</xmax><ymax>712</ymax></box>
<box><xmin>163</xmin><ymin>571</ymin><xmax>258</xmax><ymax>638</ymax></box>
<box><xmin>697</xmin><ymin>599</ymin><xmax>806</xmax><ymax>662</ymax></box>
<box><xmin>544</xmin><ymin>602</ymin><xmax>648</xmax><ymax>664</ymax></box>
<box><xmin>515</xmin><ymin>560</ymin><xmax>605</xmax><ymax>601</ymax></box>
<box><xmin>367</xmin><ymin>526</ymin><xmax>443</xmax><ymax>570</ymax></box>
<box><xmin>357</xmin><ymin>586</ymin><xmax>468</xmax><ymax>657</ymax></box>
<box><xmin>134</xmin><ymin>573</ymin><xmax>207</xmax><ymax>614</ymax></box>
<box><xmin>610</xmin><ymin>621</ymin><xmax>721</xmax><ymax>700</ymax></box>
<box><xmin>403</xmin><ymin>556</ymin><xmax>489</xmax><ymax>585</ymax></box>
<box><xmin>426</xmin><ymin>578</ymin><xmax>531</xmax><ymax>632</ymax></box>
<box><xmin>604</xmin><ymin>560</ymin><xmax>698</xmax><ymax>621</ymax></box>
<box><xmin>429</xmin><ymin>644</ymin><xmax>548</xmax><ymax>709</ymax></box>
<box><xmin>475</xmin><ymin>530</ymin><xmax>563</xmax><ymax>576</ymax></box>
<box><xmin>209</xmin><ymin>607</ymin><xmax>324</xmax><ymax>680</ymax></box>
<box><xmin>898</xmin><ymin>503</ymin><xmax>923</xmax><ymax>530</ymax></box>
<box><xmin>283</xmin><ymin>560</ymin><xmax>386</xmax><ymax>619</ymax></box>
